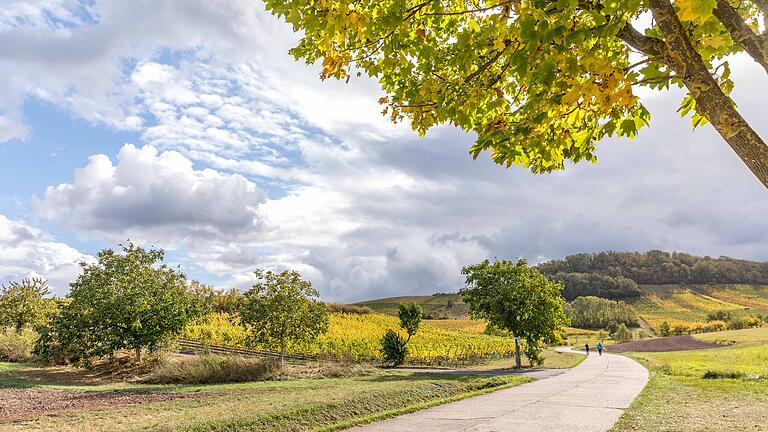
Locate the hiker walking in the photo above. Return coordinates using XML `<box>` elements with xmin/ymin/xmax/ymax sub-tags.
<box><xmin>584</xmin><ymin>343</ymin><xmax>590</xmax><ymax>355</ymax></box>
<box><xmin>597</xmin><ymin>342</ymin><xmax>604</xmax><ymax>356</ymax></box>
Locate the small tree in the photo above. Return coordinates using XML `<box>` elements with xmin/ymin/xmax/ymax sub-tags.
<box><xmin>380</xmin><ymin>329</ymin><xmax>408</xmax><ymax>366</ymax></box>
<box><xmin>461</xmin><ymin>259</ymin><xmax>568</xmax><ymax>366</ymax></box>
<box><xmin>659</xmin><ymin>321</ymin><xmax>672</xmax><ymax>337</ymax></box>
<box><xmin>398</xmin><ymin>303</ymin><xmax>423</xmax><ymax>343</ymax></box>
<box><xmin>36</xmin><ymin>243</ymin><xmax>200</xmax><ymax>363</ymax></box>
<box><xmin>240</xmin><ymin>269</ymin><xmax>329</xmax><ymax>365</ymax></box>
<box><xmin>379</xmin><ymin>302</ymin><xmax>424</xmax><ymax>367</ymax></box>
<box><xmin>0</xmin><ymin>278</ymin><xmax>53</xmax><ymax>331</ymax></box>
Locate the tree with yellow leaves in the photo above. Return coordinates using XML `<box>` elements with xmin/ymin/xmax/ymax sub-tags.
<box><xmin>265</xmin><ymin>0</ymin><xmax>768</xmax><ymax>188</ymax></box>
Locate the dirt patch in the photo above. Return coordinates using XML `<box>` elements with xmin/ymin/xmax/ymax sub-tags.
<box><xmin>608</xmin><ymin>335</ymin><xmax>721</xmax><ymax>353</ymax></box>
<box><xmin>0</xmin><ymin>388</ymin><xmax>204</xmax><ymax>422</ymax></box>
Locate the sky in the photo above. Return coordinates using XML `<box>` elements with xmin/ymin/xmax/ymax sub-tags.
<box><xmin>0</xmin><ymin>0</ymin><xmax>766</xmax><ymax>302</ymax></box>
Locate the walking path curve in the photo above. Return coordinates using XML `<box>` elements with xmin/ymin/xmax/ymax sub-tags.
<box><xmin>347</xmin><ymin>350</ymin><xmax>648</xmax><ymax>432</ymax></box>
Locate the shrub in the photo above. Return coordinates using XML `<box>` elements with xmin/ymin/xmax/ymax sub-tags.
<box><xmin>143</xmin><ymin>355</ymin><xmax>280</xmax><ymax>384</ymax></box>
<box><xmin>0</xmin><ymin>327</ymin><xmax>37</xmax><ymax>362</ymax></box>
<box><xmin>727</xmin><ymin>315</ymin><xmax>764</xmax><ymax>330</ymax></box>
<box><xmin>610</xmin><ymin>323</ymin><xmax>633</xmax><ymax>343</ymax></box>
<box><xmin>659</xmin><ymin>321</ymin><xmax>671</xmax><ymax>337</ymax></box>
<box><xmin>326</xmin><ymin>303</ymin><xmax>372</xmax><ymax>315</ymax></box>
<box><xmin>703</xmin><ymin>370</ymin><xmax>746</xmax><ymax>380</ymax></box>
<box><xmin>671</xmin><ymin>324</ymin><xmax>690</xmax><ymax>335</ymax></box>
<box><xmin>706</xmin><ymin>310</ymin><xmax>732</xmax><ymax>322</ymax></box>
<box><xmin>380</xmin><ymin>329</ymin><xmax>407</xmax><ymax>366</ymax></box>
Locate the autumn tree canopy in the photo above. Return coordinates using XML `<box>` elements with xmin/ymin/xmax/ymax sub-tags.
<box><xmin>265</xmin><ymin>0</ymin><xmax>768</xmax><ymax>188</ymax></box>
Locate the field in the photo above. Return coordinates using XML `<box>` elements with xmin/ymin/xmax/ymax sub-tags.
<box><xmin>183</xmin><ymin>313</ymin><xmax>525</xmax><ymax>366</ymax></box>
<box><xmin>353</xmin><ymin>284</ymin><xmax>768</xmax><ymax>335</ymax></box>
<box><xmin>630</xmin><ymin>284</ymin><xmax>768</xmax><ymax>330</ymax></box>
<box><xmin>612</xmin><ymin>327</ymin><xmax>768</xmax><ymax>431</ymax></box>
<box><xmin>354</xmin><ymin>294</ymin><xmax>467</xmax><ymax>319</ymax></box>
<box><xmin>0</xmin><ymin>362</ymin><xmax>530</xmax><ymax>431</ymax></box>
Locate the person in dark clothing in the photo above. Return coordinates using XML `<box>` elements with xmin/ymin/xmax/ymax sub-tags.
<box><xmin>584</xmin><ymin>343</ymin><xmax>590</xmax><ymax>355</ymax></box>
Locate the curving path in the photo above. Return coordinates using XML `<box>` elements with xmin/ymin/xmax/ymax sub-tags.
<box><xmin>347</xmin><ymin>350</ymin><xmax>648</xmax><ymax>432</ymax></box>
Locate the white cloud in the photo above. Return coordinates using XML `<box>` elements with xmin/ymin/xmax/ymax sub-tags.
<box><xmin>0</xmin><ymin>214</ymin><xmax>92</xmax><ymax>295</ymax></box>
<box><xmin>3</xmin><ymin>0</ymin><xmax>767</xmax><ymax>303</ymax></box>
<box><xmin>35</xmin><ymin>144</ymin><xmax>266</xmax><ymax>244</ymax></box>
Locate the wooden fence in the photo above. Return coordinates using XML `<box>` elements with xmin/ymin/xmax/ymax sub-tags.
<box><xmin>176</xmin><ymin>339</ymin><xmax>336</xmax><ymax>363</ymax></box>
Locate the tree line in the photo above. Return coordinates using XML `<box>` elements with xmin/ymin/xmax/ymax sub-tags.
<box><xmin>538</xmin><ymin>250</ymin><xmax>768</xmax><ymax>300</ymax></box>
<box><xmin>2</xmin><ymin>245</ymin><xmax>573</xmax><ymax>369</ymax></box>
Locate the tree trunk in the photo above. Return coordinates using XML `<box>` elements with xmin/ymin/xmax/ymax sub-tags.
<box><xmin>649</xmin><ymin>0</ymin><xmax>768</xmax><ymax>189</ymax></box>
<box><xmin>135</xmin><ymin>347</ymin><xmax>142</xmax><ymax>363</ymax></box>
<box><xmin>279</xmin><ymin>335</ymin><xmax>285</xmax><ymax>367</ymax></box>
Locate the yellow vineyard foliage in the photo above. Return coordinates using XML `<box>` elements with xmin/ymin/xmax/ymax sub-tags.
<box><xmin>182</xmin><ymin>312</ymin><xmax>516</xmax><ymax>365</ymax></box>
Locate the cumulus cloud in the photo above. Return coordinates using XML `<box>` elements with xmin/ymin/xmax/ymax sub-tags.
<box><xmin>35</xmin><ymin>144</ymin><xmax>266</xmax><ymax>243</ymax></box>
<box><xmin>0</xmin><ymin>214</ymin><xmax>92</xmax><ymax>294</ymax></box>
<box><xmin>3</xmin><ymin>0</ymin><xmax>767</xmax><ymax>303</ymax></box>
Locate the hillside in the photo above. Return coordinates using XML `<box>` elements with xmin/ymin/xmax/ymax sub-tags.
<box><xmin>354</xmin><ymin>293</ymin><xmax>468</xmax><ymax>319</ymax></box>
<box><xmin>630</xmin><ymin>283</ymin><xmax>768</xmax><ymax>330</ymax></box>
<box><xmin>354</xmin><ymin>283</ymin><xmax>768</xmax><ymax>332</ymax></box>
<box><xmin>539</xmin><ymin>250</ymin><xmax>768</xmax><ymax>300</ymax></box>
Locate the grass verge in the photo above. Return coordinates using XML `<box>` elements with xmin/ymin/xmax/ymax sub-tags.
<box><xmin>0</xmin><ymin>366</ymin><xmax>530</xmax><ymax>432</ymax></box>
<box><xmin>612</xmin><ymin>328</ymin><xmax>768</xmax><ymax>431</ymax></box>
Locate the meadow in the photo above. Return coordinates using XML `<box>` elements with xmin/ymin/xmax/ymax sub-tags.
<box><xmin>0</xmin><ymin>362</ymin><xmax>530</xmax><ymax>432</ymax></box>
<box><xmin>612</xmin><ymin>327</ymin><xmax>768</xmax><ymax>431</ymax></box>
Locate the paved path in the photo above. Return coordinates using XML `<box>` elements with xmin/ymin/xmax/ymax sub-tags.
<box><xmin>347</xmin><ymin>351</ymin><xmax>648</xmax><ymax>432</ymax></box>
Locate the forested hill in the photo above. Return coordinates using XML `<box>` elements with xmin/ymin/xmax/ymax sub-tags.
<box><xmin>538</xmin><ymin>251</ymin><xmax>768</xmax><ymax>300</ymax></box>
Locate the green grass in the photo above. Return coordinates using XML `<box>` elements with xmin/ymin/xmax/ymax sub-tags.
<box><xmin>693</xmin><ymin>326</ymin><xmax>768</xmax><ymax>344</ymax></box>
<box><xmin>611</xmin><ymin>374</ymin><xmax>768</xmax><ymax>432</ymax></box>
<box><xmin>0</xmin><ymin>363</ymin><xmax>530</xmax><ymax>432</ymax></box>
<box><xmin>612</xmin><ymin>328</ymin><xmax>768</xmax><ymax>431</ymax></box>
<box><xmin>629</xmin><ymin>344</ymin><xmax>768</xmax><ymax>379</ymax></box>
<box><xmin>353</xmin><ymin>294</ymin><xmax>467</xmax><ymax>318</ymax></box>
<box><xmin>470</xmin><ymin>347</ymin><xmax>586</xmax><ymax>370</ymax></box>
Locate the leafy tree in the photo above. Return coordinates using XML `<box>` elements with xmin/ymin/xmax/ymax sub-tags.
<box><xmin>460</xmin><ymin>259</ymin><xmax>568</xmax><ymax>365</ymax></box>
<box><xmin>380</xmin><ymin>329</ymin><xmax>408</xmax><ymax>366</ymax></box>
<box><xmin>659</xmin><ymin>320</ymin><xmax>672</xmax><ymax>336</ymax></box>
<box><xmin>398</xmin><ymin>303</ymin><xmax>423</xmax><ymax>342</ymax></box>
<box><xmin>212</xmin><ymin>287</ymin><xmax>245</xmax><ymax>315</ymax></box>
<box><xmin>265</xmin><ymin>0</ymin><xmax>768</xmax><ymax>188</ymax></box>
<box><xmin>610</xmin><ymin>323</ymin><xmax>634</xmax><ymax>342</ymax></box>
<box><xmin>36</xmin><ymin>243</ymin><xmax>200</xmax><ymax>363</ymax></box>
<box><xmin>564</xmin><ymin>296</ymin><xmax>639</xmax><ymax>329</ymax></box>
<box><xmin>707</xmin><ymin>310</ymin><xmax>732</xmax><ymax>322</ymax></box>
<box><xmin>240</xmin><ymin>269</ymin><xmax>329</xmax><ymax>365</ymax></box>
<box><xmin>538</xmin><ymin>251</ymin><xmax>768</xmax><ymax>295</ymax></box>
<box><xmin>0</xmin><ymin>278</ymin><xmax>53</xmax><ymax>331</ymax></box>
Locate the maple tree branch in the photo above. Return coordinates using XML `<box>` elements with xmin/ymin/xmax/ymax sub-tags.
<box><xmin>712</xmin><ymin>0</ymin><xmax>768</xmax><ymax>73</ymax></box>
<box><xmin>616</xmin><ymin>23</ymin><xmax>667</xmax><ymax>57</ymax></box>
<box><xmin>422</xmin><ymin>1</ymin><xmax>515</xmax><ymax>16</ymax></box>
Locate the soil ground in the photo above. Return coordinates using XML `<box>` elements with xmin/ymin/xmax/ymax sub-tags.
<box><xmin>0</xmin><ymin>388</ymin><xmax>203</xmax><ymax>422</ymax></box>
<box><xmin>608</xmin><ymin>335</ymin><xmax>721</xmax><ymax>353</ymax></box>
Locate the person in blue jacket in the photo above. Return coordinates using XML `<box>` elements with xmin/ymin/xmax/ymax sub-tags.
<box><xmin>597</xmin><ymin>341</ymin><xmax>604</xmax><ymax>356</ymax></box>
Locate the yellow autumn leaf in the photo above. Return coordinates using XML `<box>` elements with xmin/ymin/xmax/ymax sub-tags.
<box><xmin>677</xmin><ymin>0</ymin><xmax>717</xmax><ymax>23</ymax></box>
